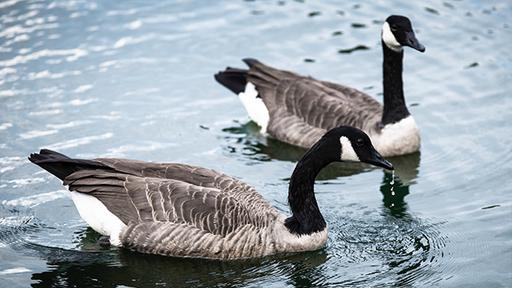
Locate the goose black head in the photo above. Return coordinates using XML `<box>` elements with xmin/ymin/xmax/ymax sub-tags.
<box><xmin>382</xmin><ymin>15</ymin><xmax>425</xmax><ymax>53</ymax></box>
<box><xmin>316</xmin><ymin>126</ymin><xmax>393</xmax><ymax>170</ymax></box>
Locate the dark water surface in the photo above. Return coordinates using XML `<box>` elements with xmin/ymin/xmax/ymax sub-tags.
<box><xmin>1</xmin><ymin>0</ymin><xmax>511</xmax><ymax>287</ymax></box>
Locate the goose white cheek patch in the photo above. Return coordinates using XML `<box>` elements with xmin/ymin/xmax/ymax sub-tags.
<box><xmin>382</xmin><ymin>22</ymin><xmax>402</xmax><ymax>52</ymax></box>
<box><xmin>339</xmin><ymin>136</ymin><xmax>360</xmax><ymax>161</ymax></box>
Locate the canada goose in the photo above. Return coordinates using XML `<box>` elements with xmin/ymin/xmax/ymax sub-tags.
<box><xmin>29</xmin><ymin>126</ymin><xmax>392</xmax><ymax>260</ymax></box>
<box><xmin>215</xmin><ymin>15</ymin><xmax>425</xmax><ymax>157</ymax></box>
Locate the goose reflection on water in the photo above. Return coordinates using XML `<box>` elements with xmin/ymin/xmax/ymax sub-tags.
<box><xmin>27</xmin><ymin>227</ymin><xmax>330</xmax><ymax>288</ymax></box>
<box><xmin>381</xmin><ymin>152</ymin><xmax>421</xmax><ymax>218</ymax></box>
<box><xmin>221</xmin><ymin>120</ymin><xmax>420</xmax><ymax>187</ymax></box>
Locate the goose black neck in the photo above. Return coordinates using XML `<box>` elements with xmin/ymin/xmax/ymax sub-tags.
<box><xmin>381</xmin><ymin>41</ymin><xmax>410</xmax><ymax>126</ymax></box>
<box><xmin>285</xmin><ymin>145</ymin><xmax>330</xmax><ymax>235</ymax></box>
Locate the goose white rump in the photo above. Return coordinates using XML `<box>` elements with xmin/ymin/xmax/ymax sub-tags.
<box><xmin>70</xmin><ymin>191</ymin><xmax>125</xmax><ymax>246</ymax></box>
<box><xmin>238</xmin><ymin>82</ymin><xmax>269</xmax><ymax>133</ymax></box>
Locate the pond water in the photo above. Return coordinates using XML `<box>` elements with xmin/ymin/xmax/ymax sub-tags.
<box><xmin>1</xmin><ymin>0</ymin><xmax>511</xmax><ymax>287</ymax></box>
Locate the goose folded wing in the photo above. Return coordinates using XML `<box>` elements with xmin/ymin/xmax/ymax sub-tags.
<box><xmin>319</xmin><ymin>80</ymin><xmax>383</xmax><ymax>110</ymax></box>
<box><xmin>63</xmin><ymin>170</ymin><xmax>276</xmax><ymax>236</ymax></box>
<box><xmin>92</xmin><ymin>160</ymin><xmax>272</xmax><ymax>210</ymax></box>
<box><xmin>93</xmin><ymin>159</ymin><xmax>226</xmax><ymax>188</ymax></box>
<box><xmin>253</xmin><ymin>79</ymin><xmax>378</xmax><ymax>150</ymax></box>
<box><xmin>275</xmin><ymin>79</ymin><xmax>381</xmax><ymax>130</ymax></box>
<box><xmin>266</xmin><ymin>110</ymin><xmax>326</xmax><ymax>149</ymax></box>
<box><xmin>246</xmin><ymin>61</ymin><xmax>380</xmax><ymax>133</ymax></box>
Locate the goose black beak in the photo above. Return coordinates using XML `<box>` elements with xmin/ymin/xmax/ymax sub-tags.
<box><xmin>404</xmin><ymin>31</ymin><xmax>425</xmax><ymax>52</ymax></box>
<box><xmin>365</xmin><ymin>149</ymin><xmax>394</xmax><ymax>170</ymax></box>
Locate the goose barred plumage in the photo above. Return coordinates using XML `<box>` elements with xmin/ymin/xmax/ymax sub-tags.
<box><xmin>29</xmin><ymin>127</ymin><xmax>392</xmax><ymax>260</ymax></box>
<box><xmin>215</xmin><ymin>15</ymin><xmax>425</xmax><ymax>157</ymax></box>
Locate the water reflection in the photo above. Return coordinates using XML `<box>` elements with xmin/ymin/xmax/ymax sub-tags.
<box><xmin>387</xmin><ymin>152</ymin><xmax>420</xmax><ymax>186</ymax></box>
<box><xmin>28</xmin><ymin>202</ymin><xmax>441</xmax><ymax>288</ymax></box>
<box><xmin>222</xmin><ymin>121</ymin><xmax>374</xmax><ymax>179</ymax></box>
<box><xmin>381</xmin><ymin>152</ymin><xmax>421</xmax><ymax>217</ymax></box>
<box><xmin>222</xmin><ymin>121</ymin><xmax>421</xmax><ymax>182</ymax></box>
<box><xmin>380</xmin><ymin>172</ymin><xmax>410</xmax><ymax>217</ymax></box>
<box><xmin>26</xmin><ymin>217</ymin><xmax>444</xmax><ymax>287</ymax></box>
<box><xmin>28</xmin><ymin>228</ymin><xmax>329</xmax><ymax>288</ymax></box>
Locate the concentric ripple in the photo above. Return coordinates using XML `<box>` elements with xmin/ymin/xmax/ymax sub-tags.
<box><xmin>320</xmin><ymin>208</ymin><xmax>450</xmax><ymax>287</ymax></box>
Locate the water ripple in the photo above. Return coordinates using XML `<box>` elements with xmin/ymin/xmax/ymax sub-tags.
<box><xmin>45</xmin><ymin>133</ymin><xmax>113</xmax><ymax>151</ymax></box>
<box><xmin>0</xmin><ymin>0</ymin><xmax>510</xmax><ymax>287</ymax></box>
<box><xmin>1</xmin><ymin>190</ymin><xmax>67</xmax><ymax>208</ymax></box>
<box><xmin>0</xmin><ymin>49</ymin><xmax>88</xmax><ymax>67</ymax></box>
<box><xmin>324</xmin><ymin>209</ymin><xmax>450</xmax><ymax>286</ymax></box>
<box><xmin>19</xmin><ymin>129</ymin><xmax>58</xmax><ymax>140</ymax></box>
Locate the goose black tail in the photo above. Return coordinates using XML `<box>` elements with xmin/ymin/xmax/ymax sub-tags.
<box><xmin>28</xmin><ymin>149</ymin><xmax>106</xmax><ymax>181</ymax></box>
<box><xmin>214</xmin><ymin>66</ymin><xmax>249</xmax><ymax>95</ymax></box>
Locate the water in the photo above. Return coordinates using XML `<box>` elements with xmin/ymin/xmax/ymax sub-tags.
<box><xmin>1</xmin><ymin>0</ymin><xmax>511</xmax><ymax>287</ymax></box>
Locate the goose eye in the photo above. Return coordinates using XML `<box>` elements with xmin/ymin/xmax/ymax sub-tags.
<box><xmin>390</xmin><ymin>25</ymin><xmax>398</xmax><ymax>31</ymax></box>
<box><xmin>356</xmin><ymin>138</ymin><xmax>364</xmax><ymax>147</ymax></box>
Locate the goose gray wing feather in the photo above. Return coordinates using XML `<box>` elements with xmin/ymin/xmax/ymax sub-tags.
<box><xmin>93</xmin><ymin>158</ymin><xmax>276</xmax><ymax>212</ymax></box>
<box><xmin>63</xmin><ymin>162</ymin><xmax>279</xmax><ymax>232</ymax></box>
<box><xmin>246</xmin><ymin>61</ymin><xmax>382</xmax><ymax>147</ymax></box>
<box><xmin>319</xmin><ymin>80</ymin><xmax>383</xmax><ymax>110</ymax></box>
<box><xmin>266</xmin><ymin>109</ymin><xmax>327</xmax><ymax>149</ymax></box>
<box><xmin>64</xmin><ymin>169</ymin><xmax>279</xmax><ymax>259</ymax></box>
<box><xmin>30</xmin><ymin>151</ymin><xmax>284</xmax><ymax>259</ymax></box>
<box><xmin>60</xmin><ymin>160</ymin><xmax>281</xmax><ymax>259</ymax></box>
